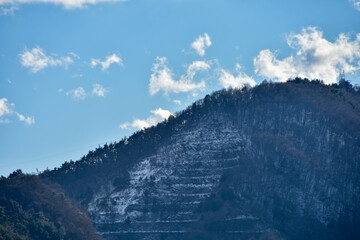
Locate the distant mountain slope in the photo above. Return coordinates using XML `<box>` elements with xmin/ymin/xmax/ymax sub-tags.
<box><xmin>42</xmin><ymin>78</ymin><xmax>360</xmax><ymax>240</ymax></box>
<box><xmin>0</xmin><ymin>172</ymin><xmax>103</xmax><ymax>240</ymax></box>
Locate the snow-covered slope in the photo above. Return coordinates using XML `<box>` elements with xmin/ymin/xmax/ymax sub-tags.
<box><xmin>88</xmin><ymin>113</ymin><xmax>268</xmax><ymax>239</ymax></box>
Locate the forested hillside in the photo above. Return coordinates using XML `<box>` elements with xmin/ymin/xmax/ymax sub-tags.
<box><xmin>0</xmin><ymin>171</ymin><xmax>103</xmax><ymax>240</ymax></box>
<box><xmin>2</xmin><ymin>78</ymin><xmax>360</xmax><ymax>239</ymax></box>
<box><xmin>43</xmin><ymin>78</ymin><xmax>360</xmax><ymax>206</ymax></box>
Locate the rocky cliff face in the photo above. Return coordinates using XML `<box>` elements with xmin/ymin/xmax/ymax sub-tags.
<box><xmin>45</xmin><ymin>79</ymin><xmax>360</xmax><ymax>240</ymax></box>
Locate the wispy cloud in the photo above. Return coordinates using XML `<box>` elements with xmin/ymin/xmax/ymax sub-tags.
<box><xmin>149</xmin><ymin>57</ymin><xmax>208</xmax><ymax>95</ymax></box>
<box><xmin>219</xmin><ymin>64</ymin><xmax>256</xmax><ymax>88</ymax></box>
<box><xmin>191</xmin><ymin>33</ymin><xmax>212</xmax><ymax>57</ymax></box>
<box><xmin>68</xmin><ymin>52</ymin><xmax>80</xmax><ymax>59</ymax></box>
<box><xmin>0</xmin><ymin>0</ymin><xmax>126</xmax><ymax>13</ymax></box>
<box><xmin>0</xmin><ymin>98</ymin><xmax>35</xmax><ymax>125</ymax></box>
<box><xmin>0</xmin><ymin>118</ymin><xmax>10</xmax><ymax>124</ymax></box>
<box><xmin>92</xmin><ymin>83</ymin><xmax>106</xmax><ymax>97</ymax></box>
<box><xmin>66</xmin><ymin>87</ymin><xmax>86</xmax><ymax>100</ymax></box>
<box><xmin>350</xmin><ymin>0</ymin><xmax>360</xmax><ymax>11</ymax></box>
<box><xmin>0</xmin><ymin>4</ymin><xmax>18</xmax><ymax>15</ymax></box>
<box><xmin>254</xmin><ymin>27</ymin><xmax>360</xmax><ymax>84</ymax></box>
<box><xmin>15</xmin><ymin>112</ymin><xmax>35</xmax><ymax>125</ymax></box>
<box><xmin>173</xmin><ymin>99</ymin><xmax>181</xmax><ymax>105</ymax></box>
<box><xmin>91</xmin><ymin>53</ymin><xmax>123</xmax><ymax>71</ymax></box>
<box><xmin>64</xmin><ymin>84</ymin><xmax>107</xmax><ymax>100</ymax></box>
<box><xmin>120</xmin><ymin>108</ymin><xmax>172</xmax><ymax>130</ymax></box>
<box><xmin>20</xmin><ymin>47</ymin><xmax>74</xmax><ymax>73</ymax></box>
<box><xmin>71</xmin><ymin>73</ymin><xmax>83</xmax><ymax>78</ymax></box>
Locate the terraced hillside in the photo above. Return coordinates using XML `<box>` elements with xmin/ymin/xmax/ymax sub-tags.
<box><xmin>88</xmin><ymin>112</ymin><xmax>270</xmax><ymax>239</ymax></box>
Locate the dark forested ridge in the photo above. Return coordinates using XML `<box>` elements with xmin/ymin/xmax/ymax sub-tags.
<box><xmin>0</xmin><ymin>171</ymin><xmax>103</xmax><ymax>240</ymax></box>
<box><xmin>2</xmin><ymin>78</ymin><xmax>360</xmax><ymax>239</ymax></box>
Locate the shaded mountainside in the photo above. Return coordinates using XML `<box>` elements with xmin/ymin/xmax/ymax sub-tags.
<box><xmin>0</xmin><ymin>172</ymin><xmax>103</xmax><ymax>240</ymax></box>
<box><xmin>43</xmin><ymin>79</ymin><xmax>360</xmax><ymax>240</ymax></box>
<box><xmin>8</xmin><ymin>79</ymin><xmax>360</xmax><ymax>239</ymax></box>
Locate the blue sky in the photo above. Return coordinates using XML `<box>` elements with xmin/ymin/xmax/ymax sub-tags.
<box><xmin>1</xmin><ymin>0</ymin><xmax>360</xmax><ymax>176</ymax></box>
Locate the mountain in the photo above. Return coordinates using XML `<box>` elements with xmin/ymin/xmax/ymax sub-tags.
<box><xmin>2</xmin><ymin>78</ymin><xmax>360</xmax><ymax>240</ymax></box>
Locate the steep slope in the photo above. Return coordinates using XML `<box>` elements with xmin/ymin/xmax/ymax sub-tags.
<box><xmin>43</xmin><ymin>79</ymin><xmax>360</xmax><ymax>240</ymax></box>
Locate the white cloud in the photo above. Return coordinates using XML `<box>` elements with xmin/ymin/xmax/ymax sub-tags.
<box><xmin>173</xmin><ymin>99</ymin><xmax>181</xmax><ymax>105</ymax></box>
<box><xmin>90</xmin><ymin>59</ymin><xmax>97</xmax><ymax>67</ymax></box>
<box><xmin>92</xmin><ymin>83</ymin><xmax>106</xmax><ymax>97</ymax></box>
<box><xmin>64</xmin><ymin>84</ymin><xmax>107</xmax><ymax>99</ymax></box>
<box><xmin>120</xmin><ymin>108</ymin><xmax>172</xmax><ymax>130</ymax></box>
<box><xmin>0</xmin><ymin>98</ymin><xmax>13</xmax><ymax>117</ymax></box>
<box><xmin>0</xmin><ymin>98</ymin><xmax>34</xmax><ymax>125</ymax></box>
<box><xmin>254</xmin><ymin>27</ymin><xmax>360</xmax><ymax>84</ymax></box>
<box><xmin>0</xmin><ymin>0</ymin><xmax>126</xmax><ymax>10</ymax></box>
<box><xmin>91</xmin><ymin>53</ymin><xmax>122</xmax><ymax>71</ymax></box>
<box><xmin>254</xmin><ymin>49</ymin><xmax>296</xmax><ymax>82</ymax></box>
<box><xmin>187</xmin><ymin>60</ymin><xmax>211</xmax><ymax>78</ymax></box>
<box><xmin>219</xmin><ymin>64</ymin><xmax>256</xmax><ymax>88</ymax></box>
<box><xmin>191</xmin><ymin>33</ymin><xmax>212</xmax><ymax>57</ymax></box>
<box><xmin>350</xmin><ymin>0</ymin><xmax>360</xmax><ymax>11</ymax></box>
<box><xmin>149</xmin><ymin>57</ymin><xmax>208</xmax><ymax>95</ymax></box>
<box><xmin>20</xmin><ymin>47</ymin><xmax>74</xmax><ymax>73</ymax></box>
<box><xmin>15</xmin><ymin>112</ymin><xmax>35</xmax><ymax>125</ymax></box>
<box><xmin>66</xmin><ymin>87</ymin><xmax>86</xmax><ymax>100</ymax></box>
<box><xmin>68</xmin><ymin>52</ymin><xmax>80</xmax><ymax>59</ymax></box>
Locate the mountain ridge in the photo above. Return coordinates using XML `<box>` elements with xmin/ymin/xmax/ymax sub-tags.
<box><xmin>43</xmin><ymin>78</ymin><xmax>360</xmax><ymax>192</ymax></box>
<box><xmin>43</xmin><ymin>78</ymin><xmax>360</xmax><ymax>239</ymax></box>
<box><xmin>2</xmin><ymin>78</ymin><xmax>360</xmax><ymax>239</ymax></box>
